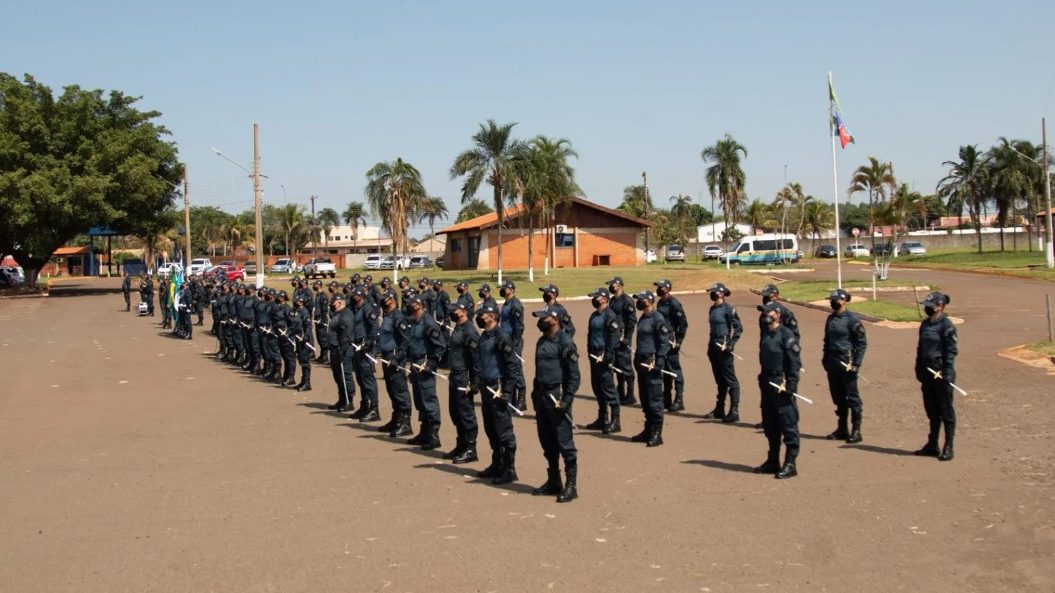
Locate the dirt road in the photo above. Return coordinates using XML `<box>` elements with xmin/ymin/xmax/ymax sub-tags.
<box><xmin>1</xmin><ymin>273</ymin><xmax>1052</xmax><ymax>592</ymax></box>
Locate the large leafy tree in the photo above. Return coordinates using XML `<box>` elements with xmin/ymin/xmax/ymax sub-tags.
<box><xmin>800</xmin><ymin>201</ymin><xmax>836</xmax><ymax>246</ymax></box>
<box><xmin>0</xmin><ymin>74</ymin><xmax>182</xmax><ymax>284</ymax></box>
<box><xmin>366</xmin><ymin>158</ymin><xmax>426</xmax><ymax>280</ymax></box>
<box><xmin>701</xmin><ymin>134</ymin><xmax>748</xmax><ymax>249</ymax></box>
<box><xmin>189</xmin><ymin>206</ymin><xmax>234</xmax><ymax>257</ymax></box>
<box><xmin>455</xmin><ymin>198</ymin><xmax>493</xmax><ymax>222</ymax></box>
<box><xmin>847</xmin><ymin>156</ymin><xmax>896</xmax><ymax>250</ymax></box>
<box><xmin>450</xmin><ymin>119</ymin><xmax>525</xmax><ymax>282</ymax></box>
<box><xmin>278</xmin><ymin>203</ymin><xmax>306</xmax><ymax>256</ymax></box>
<box><xmin>937</xmin><ymin>145</ymin><xmax>990</xmax><ymax>253</ymax></box>
<box><xmin>617</xmin><ymin>184</ymin><xmax>651</xmax><ymax>218</ymax></box>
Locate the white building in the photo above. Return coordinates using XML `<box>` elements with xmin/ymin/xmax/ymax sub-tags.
<box><xmin>697</xmin><ymin>222</ymin><xmax>754</xmax><ymax>244</ymax></box>
<box><xmin>315</xmin><ymin>224</ymin><xmax>393</xmax><ymax>255</ymax></box>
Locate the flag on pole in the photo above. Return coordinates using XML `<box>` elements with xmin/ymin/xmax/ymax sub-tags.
<box><xmin>828</xmin><ymin>76</ymin><xmax>855</xmax><ymax>149</ymax></box>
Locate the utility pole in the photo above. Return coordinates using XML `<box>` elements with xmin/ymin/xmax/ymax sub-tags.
<box><xmin>642</xmin><ymin>171</ymin><xmax>650</xmax><ymax>259</ymax></box>
<box><xmin>310</xmin><ymin>194</ymin><xmax>317</xmax><ymax>256</ymax></box>
<box><xmin>1043</xmin><ymin>118</ymin><xmax>1054</xmax><ymax>268</ymax></box>
<box><xmin>253</xmin><ymin>123</ymin><xmax>265</xmax><ymax>287</ymax></box>
<box><xmin>183</xmin><ymin>163</ymin><xmax>191</xmax><ymax>268</ymax></box>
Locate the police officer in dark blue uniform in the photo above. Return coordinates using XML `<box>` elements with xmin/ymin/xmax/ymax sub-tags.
<box><xmin>432</xmin><ymin>280</ymin><xmax>452</xmax><ymax>327</ymax></box>
<box><xmin>756</xmin><ymin>302</ymin><xmax>802</xmax><ymax>479</ymax></box>
<box><xmin>530</xmin><ymin>308</ymin><xmax>581</xmax><ymax>502</ymax></box>
<box><xmin>377</xmin><ymin>292</ymin><xmax>413</xmax><ymax>437</ymax></box>
<box><xmin>263</xmin><ymin>289</ymin><xmax>282</xmax><ymax>380</ymax></box>
<box><xmin>240</xmin><ymin>286</ymin><xmax>260</xmax><ymax>372</ymax></box>
<box><xmin>293</xmin><ymin>293</ymin><xmax>315</xmax><ymax>391</ymax></box>
<box><xmin>418</xmin><ymin>277</ymin><xmax>437</xmax><ymax>321</ymax></box>
<box><xmin>583</xmin><ymin>288</ymin><xmax>623</xmax><ymax>434</ymax></box>
<box><xmin>914</xmin><ymin>292</ymin><xmax>958</xmax><ymax>461</ymax></box>
<box><xmin>276</xmin><ymin>291</ymin><xmax>299</xmax><ymax>386</ymax></box>
<box><xmin>176</xmin><ymin>281</ymin><xmax>193</xmax><ymax>339</ymax></box>
<box><xmin>703</xmin><ymin>283</ymin><xmax>743</xmax><ymax>422</ymax></box>
<box><xmin>455</xmin><ymin>281</ymin><xmax>474</xmax><ymax>313</ymax></box>
<box><xmin>630</xmin><ymin>290</ymin><xmax>672</xmax><ymax>447</ymax></box>
<box><xmin>212</xmin><ymin>282</ymin><xmax>227</xmax><ymax>357</ymax></box>
<box><xmin>476</xmin><ymin>305</ymin><xmax>520</xmax><ymax>484</ymax></box>
<box><xmin>405</xmin><ymin>294</ymin><xmax>448</xmax><ymax>450</ymax></box>
<box><xmin>350</xmin><ymin>286</ymin><xmax>381</xmax><ymax>422</ymax></box>
<box><xmin>655</xmin><ymin>279</ymin><xmax>688</xmax><ymax>412</ymax></box>
<box><xmin>607</xmin><ymin>277</ymin><xmax>637</xmax><ymax>406</ymax></box>
<box><xmin>444</xmin><ymin>301</ymin><xmax>480</xmax><ymax>463</ymax></box>
<box><xmin>822</xmin><ymin>288</ymin><xmax>867</xmax><ymax>443</ymax></box>
<box><xmin>498</xmin><ymin>280</ymin><xmax>527</xmax><ymax>411</ymax></box>
<box><xmin>759</xmin><ymin>284</ymin><xmax>799</xmax><ymax>339</ymax></box>
<box><xmin>313</xmin><ymin>281</ymin><xmax>333</xmax><ymax>364</ymax></box>
<box><xmin>225</xmin><ymin>284</ymin><xmax>242</xmax><ymax>363</ymax></box>
<box><xmin>539</xmin><ymin>284</ymin><xmax>575</xmax><ymax>336</ymax></box>
<box><xmin>478</xmin><ymin>283</ymin><xmax>498</xmax><ymax>312</ymax></box>
<box><xmin>327</xmin><ymin>294</ymin><xmax>357</xmax><ymax>413</ymax></box>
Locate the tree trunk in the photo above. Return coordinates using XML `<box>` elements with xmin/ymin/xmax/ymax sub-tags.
<box><xmin>527</xmin><ymin>208</ymin><xmax>535</xmax><ymax>282</ymax></box>
<box><xmin>494</xmin><ymin>182</ymin><xmax>503</xmax><ymax>284</ymax></box>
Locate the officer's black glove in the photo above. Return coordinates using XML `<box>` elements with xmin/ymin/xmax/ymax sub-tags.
<box><xmin>602</xmin><ymin>350</ymin><xmax>614</xmax><ymax>366</ymax></box>
<box><xmin>555</xmin><ymin>394</ymin><xmax>573</xmax><ymax>413</ymax></box>
<box><xmin>655</xmin><ymin>356</ymin><xmax>667</xmax><ymax>371</ymax></box>
<box><xmin>425</xmin><ymin>358</ymin><xmax>439</xmax><ymax>373</ymax></box>
<box><xmin>942</xmin><ymin>366</ymin><xmax>956</xmax><ymax>385</ymax></box>
<box><xmin>786</xmin><ymin>382</ymin><xmax>799</xmax><ymax>397</ymax></box>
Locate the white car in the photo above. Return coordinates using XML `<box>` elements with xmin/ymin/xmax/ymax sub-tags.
<box><xmin>270</xmin><ymin>258</ymin><xmax>299</xmax><ymax>274</ymax></box>
<box><xmin>665</xmin><ymin>245</ymin><xmax>686</xmax><ymax>262</ymax></box>
<box><xmin>156</xmin><ymin>262</ymin><xmax>180</xmax><ymax>277</ymax></box>
<box><xmin>188</xmin><ymin>258</ymin><xmax>213</xmax><ymax>276</ymax></box>
<box><xmin>844</xmin><ymin>244</ymin><xmax>871</xmax><ymax>258</ymax></box>
<box><xmin>303</xmin><ymin>257</ymin><xmax>337</xmax><ymax>279</ymax></box>
<box><xmin>362</xmin><ymin>254</ymin><xmax>383</xmax><ymax>270</ymax></box>
<box><xmin>702</xmin><ymin>245</ymin><xmax>723</xmax><ymax>260</ymax></box>
<box><xmin>898</xmin><ymin>241</ymin><xmax>927</xmax><ymax>256</ymax></box>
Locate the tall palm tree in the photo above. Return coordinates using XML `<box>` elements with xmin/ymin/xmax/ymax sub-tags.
<box><xmin>450</xmin><ymin>119</ymin><xmax>526</xmax><ymax>283</ymax></box>
<box><xmin>342</xmin><ymin>200</ymin><xmax>367</xmax><ymax>254</ymax></box>
<box><xmin>881</xmin><ymin>183</ymin><xmax>925</xmax><ymax>257</ymax></box>
<box><xmin>278</xmin><ymin>203</ymin><xmax>306</xmax><ymax>256</ymax></box>
<box><xmin>701</xmin><ymin>134</ymin><xmax>748</xmax><ymax>250</ymax></box>
<box><xmin>366</xmin><ymin>158</ymin><xmax>427</xmax><ymax>281</ymax></box>
<box><xmin>988</xmin><ymin>137</ymin><xmax>1041</xmax><ymax>252</ymax></box>
<box><xmin>417</xmin><ymin>197</ymin><xmax>450</xmax><ymax>239</ymax></box>
<box><xmin>455</xmin><ymin>199</ymin><xmax>493</xmax><ymax>222</ymax></box>
<box><xmin>618</xmin><ymin>184</ymin><xmax>651</xmax><ymax>218</ymax></box>
<box><xmin>745</xmin><ymin>198</ymin><xmax>776</xmax><ymax>232</ymax></box>
<box><xmin>847</xmin><ymin>157</ymin><xmax>896</xmax><ymax>249</ymax></box>
<box><xmin>801</xmin><ymin>201</ymin><xmax>836</xmax><ymax>249</ymax></box>
<box><xmin>937</xmin><ymin>145</ymin><xmax>990</xmax><ymax>254</ymax></box>
<box><xmin>514</xmin><ymin>136</ymin><xmax>579</xmax><ymax>279</ymax></box>
<box><xmin>317</xmin><ymin>207</ymin><xmax>340</xmax><ymax>251</ymax></box>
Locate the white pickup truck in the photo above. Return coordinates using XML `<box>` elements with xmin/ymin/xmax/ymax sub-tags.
<box><xmin>303</xmin><ymin>257</ymin><xmax>337</xmax><ymax>279</ymax></box>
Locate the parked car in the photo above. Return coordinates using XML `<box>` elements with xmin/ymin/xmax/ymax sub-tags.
<box><xmin>188</xmin><ymin>258</ymin><xmax>213</xmax><ymax>276</ymax></box>
<box><xmin>211</xmin><ymin>264</ymin><xmax>245</xmax><ymax>282</ymax></box>
<box><xmin>702</xmin><ymin>245</ymin><xmax>724</xmax><ymax>260</ymax></box>
<box><xmin>844</xmin><ymin>244</ymin><xmax>870</xmax><ymax>258</ymax></box>
<box><xmin>814</xmin><ymin>244</ymin><xmax>837</xmax><ymax>258</ymax></box>
<box><xmin>244</xmin><ymin>261</ymin><xmax>257</xmax><ymax>274</ymax></box>
<box><xmin>303</xmin><ymin>257</ymin><xmax>336</xmax><ymax>278</ymax></box>
<box><xmin>873</xmin><ymin>242</ymin><xmax>894</xmax><ymax>256</ymax></box>
<box><xmin>665</xmin><ymin>245</ymin><xmax>686</xmax><ymax>262</ymax></box>
<box><xmin>0</xmin><ymin>267</ymin><xmax>23</xmax><ymax>287</ymax></box>
<box><xmin>362</xmin><ymin>254</ymin><xmax>383</xmax><ymax>270</ymax></box>
<box><xmin>156</xmin><ymin>262</ymin><xmax>179</xmax><ymax>278</ymax></box>
<box><xmin>899</xmin><ymin>241</ymin><xmax>927</xmax><ymax>256</ymax></box>
<box><xmin>379</xmin><ymin>256</ymin><xmax>402</xmax><ymax>270</ymax></box>
<box><xmin>408</xmin><ymin>255</ymin><xmax>433</xmax><ymax>269</ymax></box>
<box><xmin>218</xmin><ymin>260</ymin><xmax>235</xmax><ymax>267</ymax></box>
<box><xmin>270</xmin><ymin>258</ymin><xmax>299</xmax><ymax>274</ymax></box>
<box><xmin>436</xmin><ymin>256</ymin><xmax>444</xmax><ymax>269</ymax></box>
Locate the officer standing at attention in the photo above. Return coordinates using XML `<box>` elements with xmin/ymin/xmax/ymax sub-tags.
<box><xmin>327</xmin><ymin>294</ymin><xmax>357</xmax><ymax>413</ymax></box>
<box><xmin>139</xmin><ymin>273</ymin><xmax>154</xmax><ymax>316</ymax></box>
<box><xmin>122</xmin><ymin>274</ymin><xmax>132</xmax><ymax>311</ymax></box>
<box><xmin>756</xmin><ymin>303</ymin><xmax>802</xmax><ymax>479</ymax></box>
<box><xmin>822</xmin><ymin>288</ymin><xmax>867</xmax><ymax>443</ymax></box>
<box><xmin>177</xmin><ymin>280</ymin><xmax>193</xmax><ymax>339</ymax></box>
<box><xmin>630</xmin><ymin>290</ymin><xmax>671</xmax><ymax>447</ymax></box>
<box><xmin>418</xmin><ymin>277</ymin><xmax>437</xmax><ymax>321</ymax></box>
<box><xmin>364</xmin><ymin>275</ymin><xmax>382</xmax><ymax>310</ymax></box>
<box><xmin>432</xmin><ymin>280</ymin><xmax>451</xmax><ymax>326</ymax></box>
<box><xmin>455</xmin><ymin>281</ymin><xmax>475</xmax><ymax>313</ymax></box>
<box><xmin>914</xmin><ymin>292</ymin><xmax>958</xmax><ymax>461</ymax></box>
<box><xmin>350</xmin><ymin>287</ymin><xmax>381</xmax><ymax>422</ymax></box>
<box><xmin>255</xmin><ymin>287</ymin><xmax>274</xmax><ymax>378</ymax></box>
<box><xmin>226</xmin><ymin>284</ymin><xmax>244</xmax><ymax>364</ymax></box>
<box><xmin>313</xmin><ymin>281</ymin><xmax>331</xmax><ymax>364</ymax></box>
<box><xmin>213</xmin><ymin>282</ymin><xmax>227</xmax><ymax>357</ymax></box>
<box><xmin>240</xmin><ymin>286</ymin><xmax>260</xmax><ymax>372</ymax></box>
<box><xmin>475</xmin><ymin>305</ymin><xmax>520</xmax><ymax>483</ymax></box>
<box><xmin>498</xmin><ymin>280</ymin><xmax>527</xmax><ymax>412</ymax></box>
<box><xmin>444</xmin><ymin>301</ymin><xmax>480</xmax><ymax>463</ymax></box>
<box><xmin>539</xmin><ymin>284</ymin><xmax>575</xmax><ymax>336</ymax></box>
<box><xmin>530</xmin><ymin>308</ymin><xmax>581</xmax><ymax>502</ymax></box>
<box><xmin>379</xmin><ymin>277</ymin><xmax>398</xmax><ymax>307</ymax></box>
<box><xmin>158</xmin><ymin>275</ymin><xmax>171</xmax><ymax>328</ymax></box>
<box><xmin>292</xmin><ymin>293</ymin><xmax>315</xmax><ymax>392</ymax></box>
<box><xmin>193</xmin><ymin>278</ymin><xmax>206</xmax><ymax>326</ymax></box>
<box><xmin>655</xmin><ymin>279</ymin><xmax>688</xmax><ymax>412</ymax></box>
<box><xmin>606</xmin><ymin>277</ymin><xmax>637</xmax><ymax>406</ymax></box>
<box><xmin>377</xmin><ymin>291</ymin><xmax>413</xmax><ymax>437</ymax></box>
<box><xmin>583</xmin><ymin>288</ymin><xmax>622</xmax><ymax>434</ymax></box>
<box><xmin>703</xmin><ymin>283</ymin><xmax>743</xmax><ymax>422</ymax></box>
<box><xmin>759</xmin><ymin>284</ymin><xmax>799</xmax><ymax>339</ymax></box>
<box><xmin>478</xmin><ymin>284</ymin><xmax>498</xmax><ymax>312</ymax></box>
<box><xmin>404</xmin><ymin>294</ymin><xmax>448</xmax><ymax>450</ymax></box>
<box><xmin>274</xmin><ymin>290</ymin><xmax>295</xmax><ymax>385</ymax></box>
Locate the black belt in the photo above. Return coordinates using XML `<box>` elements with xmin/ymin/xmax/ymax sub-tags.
<box><xmin>539</xmin><ymin>382</ymin><xmax>561</xmax><ymax>389</ymax></box>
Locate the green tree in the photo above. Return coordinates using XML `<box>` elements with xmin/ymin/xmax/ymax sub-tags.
<box><xmin>701</xmin><ymin>134</ymin><xmax>748</xmax><ymax>250</ymax></box>
<box><xmin>366</xmin><ymin>158</ymin><xmax>426</xmax><ymax>279</ymax></box>
<box><xmin>455</xmin><ymin>199</ymin><xmax>493</xmax><ymax>222</ymax></box>
<box><xmin>450</xmin><ymin>119</ymin><xmax>526</xmax><ymax>282</ymax></box>
<box><xmin>278</xmin><ymin>203</ymin><xmax>306</xmax><ymax>256</ymax></box>
<box><xmin>189</xmin><ymin>206</ymin><xmax>233</xmax><ymax>257</ymax></box>
<box><xmin>847</xmin><ymin>156</ymin><xmax>896</xmax><ymax>250</ymax></box>
<box><xmin>316</xmin><ymin>207</ymin><xmax>340</xmax><ymax>251</ymax></box>
<box><xmin>342</xmin><ymin>200</ymin><xmax>367</xmax><ymax>253</ymax></box>
<box><xmin>514</xmin><ymin>136</ymin><xmax>579</xmax><ymax>279</ymax></box>
<box><xmin>617</xmin><ymin>184</ymin><xmax>651</xmax><ymax>218</ymax></box>
<box><xmin>800</xmin><ymin>201</ymin><xmax>836</xmax><ymax>247</ymax></box>
<box><xmin>988</xmin><ymin>137</ymin><xmax>1044</xmax><ymax>252</ymax></box>
<box><xmin>937</xmin><ymin>145</ymin><xmax>990</xmax><ymax>254</ymax></box>
<box><xmin>878</xmin><ymin>183</ymin><xmax>925</xmax><ymax>257</ymax></box>
<box><xmin>0</xmin><ymin>74</ymin><xmax>182</xmax><ymax>284</ymax></box>
<box><xmin>417</xmin><ymin>196</ymin><xmax>450</xmax><ymax>239</ymax></box>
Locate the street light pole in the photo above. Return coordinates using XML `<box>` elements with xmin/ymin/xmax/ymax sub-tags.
<box><xmin>252</xmin><ymin>123</ymin><xmax>265</xmax><ymax>287</ymax></box>
<box><xmin>183</xmin><ymin>163</ymin><xmax>191</xmax><ymax>268</ymax></box>
<box><xmin>1044</xmin><ymin>118</ymin><xmax>1053</xmax><ymax>268</ymax></box>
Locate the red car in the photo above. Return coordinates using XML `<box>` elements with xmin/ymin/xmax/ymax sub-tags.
<box><xmin>210</xmin><ymin>265</ymin><xmax>245</xmax><ymax>282</ymax></box>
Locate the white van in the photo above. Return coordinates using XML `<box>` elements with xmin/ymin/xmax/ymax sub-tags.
<box><xmin>721</xmin><ymin>233</ymin><xmax>799</xmax><ymax>265</ymax></box>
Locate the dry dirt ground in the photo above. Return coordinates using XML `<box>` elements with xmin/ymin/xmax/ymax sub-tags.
<box><xmin>1</xmin><ymin>269</ymin><xmax>1053</xmax><ymax>593</ymax></box>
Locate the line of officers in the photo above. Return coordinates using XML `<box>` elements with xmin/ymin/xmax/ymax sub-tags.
<box><xmin>193</xmin><ymin>273</ymin><xmax>960</xmax><ymax>500</ymax></box>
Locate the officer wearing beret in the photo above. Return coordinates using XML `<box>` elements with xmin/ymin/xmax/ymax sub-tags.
<box><xmin>607</xmin><ymin>277</ymin><xmax>637</xmax><ymax>406</ymax></box>
<box><xmin>327</xmin><ymin>294</ymin><xmax>358</xmax><ymax>413</ymax></box>
<box><xmin>822</xmin><ymin>288</ymin><xmax>868</xmax><ymax>443</ymax></box>
<box><xmin>444</xmin><ymin>301</ymin><xmax>481</xmax><ymax>464</ymax></box>
<box><xmin>476</xmin><ymin>305</ymin><xmax>520</xmax><ymax>484</ymax></box>
<box><xmin>539</xmin><ymin>284</ymin><xmax>575</xmax><ymax>336</ymax></box>
<box><xmin>584</xmin><ymin>288</ymin><xmax>623</xmax><ymax>434</ymax></box>
<box><xmin>914</xmin><ymin>292</ymin><xmax>958</xmax><ymax>461</ymax></box>
<box><xmin>498</xmin><ymin>280</ymin><xmax>527</xmax><ymax>411</ymax></box>
<box><xmin>655</xmin><ymin>279</ymin><xmax>688</xmax><ymax>412</ymax></box>
<box><xmin>405</xmin><ymin>294</ymin><xmax>448</xmax><ymax>450</ymax></box>
<box><xmin>350</xmin><ymin>286</ymin><xmax>381</xmax><ymax>422</ymax></box>
<box><xmin>756</xmin><ymin>302</ymin><xmax>802</xmax><ymax>479</ymax></box>
<box><xmin>377</xmin><ymin>291</ymin><xmax>413</xmax><ymax>437</ymax></box>
<box><xmin>530</xmin><ymin>308</ymin><xmax>581</xmax><ymax>502</ymax></box>
<box><xmin>630</xmin><ymin>290</ymin><xmax>672</xmax><ymax>446</ymax></box>
<box><xmin>703</xmin><ymin>283</ymin><xmax>743</xmax><ymax>422</ymax></box>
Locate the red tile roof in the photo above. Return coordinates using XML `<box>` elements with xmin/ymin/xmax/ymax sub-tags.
<box><xmin>52</xmin><ymin>246</ymin><xmax>91</xmax><ymax>256</ymax></box>
<box><xmin>437</xmin><ymin>197</ymin><xmax>653</xmax><ymax>234</ymax></box>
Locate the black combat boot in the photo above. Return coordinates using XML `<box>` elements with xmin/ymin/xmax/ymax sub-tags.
<box><xmin>359</xmin><ymin>401</ymin><xmax>380</xmax><ymax>422</ymax></box>
<box><xmin>775</xmin><ymin>451</ymin><xmax>798</xmax><ymax>479</ymax></box>
<box><xmin>630</xmin><ymin>421</ymin><xmax>651</xmax><ymax>443</ymax></box>
<box><xmin>826</xmin><ymin>413</ymin><xmax>849</xmax><ymax>440</ymax></box>
<box><xmin>846</xmin><ymin>422</ymin><xmax>863</xmax><ymax>444</ymax></box>
<box><xmin>722</xmin><ymin>403</ymin><xmax>740</xmax><ymax>424</ymax></box>
<box><xmin>350</xmin><ymin>402</ymin><xmax>367</xmax><ymax>420</ymax></box>
<box><xmin>556</xmin><ymin>462</ymin><xmax>578</xmax><ymax>503</ymax></box>
<box><xmin>420</xmin><ymin>423</ymin><xmax>442</xmax><ymax>451</ymax></box>
<box><xmin>443</xmin><ymin>437</ymin><xmax>465</xmax><ymax>460</ymax></box>
<box><xmin>754</xmin><ymin>443</ymin><xmax>781</xmax><ymax>474</ymax></box>
<box><xmin>532</xmin><ymin>466</ymin><xmax>562</xmax><ymax>495</ymax></box>
<box><xmin>491</xmin><ymin>448</ymin><xmax>517</xmax><ymax>485</ymax></box>
<box><xmin>389</xmin><ymin>412</ymin><xmax>413</xmax><ymax>438</ymax></box>
<box><xmin>477</xmin><ymin>450</ymin><xmax>502</xmax><ymax>479</ymax></box>
<box><xmin>619</xmin><ymin>379</ymin><xmax>636</xmax><ymax>406</ymax></box>
<box><xmin>453</xmin><ymin>441</ymin><xmax>478</xmax><ymax>464</ymax></box>
<box><xmin>663</xmin><ymin>390</ymin><xmax>673</xmax><ymax>412</ymax></box>
<box><xmin>702</xmin><ymin>401</ymin><xmax>725</xmax><ymax>420</ymax></box>
<box><xmin>316</xmin><ymin>351</ymin><xmax>329</xmax><ymax>364</ymax></box>
<box><xmin>407</xmin><ymin>422</ymin><xmax>428</xmax><ymax>446</ymax></box>
<box><xmin>604</xmin><ymin>406</ymin><xmax>621</xmax><ymax>434</ymax></box>
<box><xmin>669</xmin><ymin>394</ymin><xmax>685</xmax><ymax>413</ymax></box>
<box><xmin>515</xmin><ymin>389</ymin><xmax>527</xmax><ymax>413</ymax></box>
<box><xmin>584</xmin><ymin>405</ymin><xmax>607</xmax><ymax>431</ymax></box>
<box><xmin>296</xmin><ymin>367</ymin><xmax>312</xmax><ymax>392</ymax></box>
<box><xmin>914</xmin><ymin>437</ymin><xmax>940</xmax><ymax>456</ymax></box>
<box><xmin>378</xmin><ymin>411</ymin><xmax>398</xmax><ymax>433</ymax></box>
<box><xmin>938</xmin><ymin>424</ymin><xmax>955</xmax><ymax>461</ymax></box>
<box><xmin>646</xmin><ymin>422</ymin><xmax>664</xmax><ymax>447</ymax></box>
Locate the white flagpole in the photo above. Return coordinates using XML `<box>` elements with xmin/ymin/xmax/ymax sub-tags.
<box><xmin>829</xmin><ymin>71</ymin><xmax>844</xmax><ymax>289</ymax></box>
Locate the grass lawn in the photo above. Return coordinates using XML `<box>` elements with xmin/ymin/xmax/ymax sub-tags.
<box><xmin>263</xmin><ymin>263</ymin><xmax>759</xmax><ymax>298</ymax></box>
<box><xmin>774</xmin><ymin>279</ymin><xmax>929</xmax><ymax>322</ymax></box>
<box><xmin>895</xmin><ymin>249</ymin><xmax>1055</xmax><ymax>282</ymax></box>
<box><xmin>1025</xmin><ymin>341</ymin><xmax>1055</xmax><ymax>357</ymax></box>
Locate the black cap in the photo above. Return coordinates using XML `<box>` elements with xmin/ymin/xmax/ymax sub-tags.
<box><xmin>404</xmin><ymin>294</ymin><xmax>423</xmax><ymax>307</ymax></box>
<box><xmin>479</xmin><ymin>283</ymin><xmax>491</xmax><ymax>292</ymax></box>
<box><xmin>351</xmin><ymin>286</ymin><xmax>366</xmax><ymax>298</ymax></box>
<box><xmin>399</xmin><ymin>275</ymin><xmax>410</xmax><ymax>284</ymax></box>
<box><xmin>448</xmin><ymin>301</ymin><xmax>470</xmax><ymax>313</ymax></box>
<box><xmin>500</xmin><ymin>280</ymin><xmax>516</xmax><ymax>290</ymax></box>
<box><xmin>923</xmin><ymin>291</ymin><xmax>950</xmax><ymax>307</ymax></box>
<box><xmin>363</xmin><ymin>274</ymin><xmax>373</xmax><ymax>282</ymax></box>
<box><xmin>761</xmin><ymin>283</ymin><xmax>780</xmax><ymax>297</ymax></box>
<box><xmin>277</xmin><ymin>290</ymin><xmax>289</xmax><ymax>300</ymax></box>
<box><xmin>606</xmin><ymin>276</ymin><xmax>624</xmax><ymax>286</ymax></box>
<box><xmin>456</xmin><ymin>281</ymin><xmax>469</xmax><ymax>289</ymax></box>
<box><xmin>632</xmin><ymin>290</ymin><xmax>655</xmax><ymax>302</ymax></box>
<box><xmin>759</xmin><ymin>301</ymin><xmax>782</xmax><ymax>313</ymax></box>
<box><xmin>476</xmin><ymin>304</ymin><xmax>499</xmax><ymax>317</ymax></box>
<box><xmin>708</xmin><ymin>282</ymin><xmax>731</xmax><ymax>297</ymax></box>
<box><xmin>294</xmin><ymin>292</ymin><xmax>307</xmax><ymax>303</ymax></box>
<box><xmin>333</xmin><ymin>294</ymin><xmax>348</xmax><ymax>304</ymax></box>
<box><xmin>539</xmin><ymin>284</ymin><xmax>559</xmax><ymax>296</ymax></box>
<box><xmin>328</xmin><ymin>280</ymin><xmax>340</xmax><ymax>288</ymax></box>
<box><xmin>312</xmin><ymin>279</ymin><xmax>323</xmax><ymax>287</ymax></box>
<box><xmin>588</xmin><ymin>287</ymin><xmax>610</xmax><ymax>298</ymax></box>
<box><xmin>432</xmin><ymin>279</ymin><xmax>444</xmax><ymax>287</ymax></box>
<box><xmin>418</xmin><ymin>277</ymin><xmax>430</xmax><ymax>286</ymax></box>
<box><xmin>532</xmin><ymin>308</ymin><xmax>559</xmax><ymax>319</ymax></box>
<box><xmin>380</xmin><ymin>277</ymin><xmax>391</xmax><ymax>285</ymax></box>
<box><xmin>829</xmin><ymin>288</ymin><xmax>852</xmax><ymax>302</ymax></box>
<box><xmin>654</xmin><ymin>279</ymin><xmax>672</xmax><ymax>290</ymax></box>
<box><xmin>351</xmin><ymin>272</ymin><xmax>362</xmax><ymax>280</ymax></box>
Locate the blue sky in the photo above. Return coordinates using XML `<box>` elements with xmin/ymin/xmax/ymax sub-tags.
<box><xmin>5</xmin><ymin>0</ymin><xmax>1054</xmax><ymax>236</ymax></box>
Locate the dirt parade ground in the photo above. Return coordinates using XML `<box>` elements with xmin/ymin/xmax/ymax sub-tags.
<box><xmin>1</xmin><ymin>267</ymin><xmax>1053</xmax><ymax>593</ymax></box>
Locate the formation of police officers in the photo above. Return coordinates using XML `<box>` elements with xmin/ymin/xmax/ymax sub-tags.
<box><xmin>129</xmin><ymin>270</ymin><xmax>961</xmax><ymax>497</ymax></box>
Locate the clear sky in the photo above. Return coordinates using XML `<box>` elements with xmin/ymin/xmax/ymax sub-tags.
<box><xmin>5</xmin><ymin>0</ymin><xmax>1054</xmax><ymax>236</ymax></box>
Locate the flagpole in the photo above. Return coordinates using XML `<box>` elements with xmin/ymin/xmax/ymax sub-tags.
<box><xmin>829</xmin><ymin>72</ymin><xmax>844</xmax><ymax>289</ymax></box>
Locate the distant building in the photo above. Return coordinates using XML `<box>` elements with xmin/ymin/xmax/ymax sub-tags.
<box><xmin>412</xmin><ymin>237</ymin><xmax>446</xmax><ymax>253</ymax></box>
<box><xmin>314</xmin><ymin>224</ymin><xmax>392</xmax><ymax>255</ymax></box>
<box><xmin>697</xmin><ymin>222</ymin><xmax>754</xmax><ymax>244</ymax></box>
<box><xmin>437</xmin><ymin>197</ymin><xmax>654</xmax><ymax>271</ymax></box>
